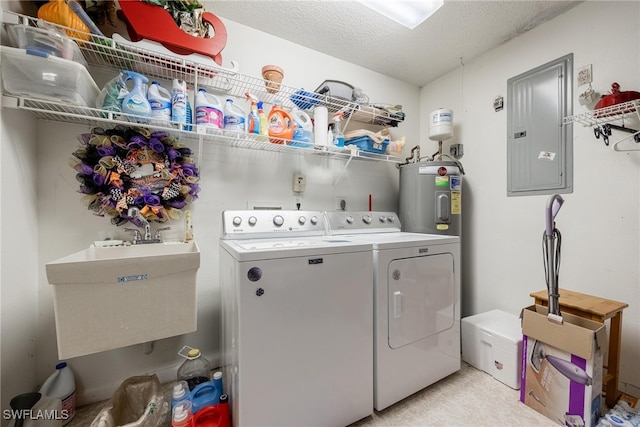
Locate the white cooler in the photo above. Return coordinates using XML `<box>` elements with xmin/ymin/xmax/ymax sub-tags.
<box><xmin>461</xmin><ymin>309</ymin><xmax>523</xmax><ymax>389</ymax></box>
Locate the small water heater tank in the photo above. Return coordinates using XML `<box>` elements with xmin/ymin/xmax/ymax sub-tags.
<box><xmin>399</xmin><ymin>160</ymin><xmax>462</xmax><ymax>236</ymax></box>
<box><xmin>428</xmin><ymin>108</ymin><xmax>453</xmax><ymax>141</ymax></box>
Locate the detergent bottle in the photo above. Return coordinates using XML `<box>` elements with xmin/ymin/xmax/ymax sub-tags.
<box><xmin>147</xmin><ymin>81</ymin><xmax>172</xmax><ymax>126</ymax></box>
<box><xmin>291</xmin><ymin>108</ymin><xmax>314</xmax><ymax>144</ymax></box>
<box><xmin>171</xmin><ymin>79</ymin><xmax>188</xmax><ymax>128</ymax></box>
<box><xmin>223</xmin><ymin>99</ymin><xmax>246</xmax><ymax>132</ymax></box>
<box><xmin>195</xmin><ymin>88</ymin><xmax>223</xmax><ymax>129</ymax></box>
<box><xmin>257</xmin><ymin>101</ymin><xmax>268</xmax><ymax>138</ymax></box>
<box><xmin>268</xmin><ymin>100</ymin><xmax>294</xmax><ymax>144</ymax></box>
<box><xmin>121</xmin><ymin>70</ymin><xmax>151</xmax><ymax>123</ymax></box>
<box><xmin>39</xmin><ymin>362</ymin><xmax>76</xmax><ymax>425</ymax></box>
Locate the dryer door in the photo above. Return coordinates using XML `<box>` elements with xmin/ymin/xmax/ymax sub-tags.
<box><xmin>388</xmin><ymin>253</ymin><xmax>455</xmax><ymax>349</ymax></box>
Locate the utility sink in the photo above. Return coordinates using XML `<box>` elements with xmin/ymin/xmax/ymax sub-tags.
<box><xmin>45</xmin><ymin>241</ymin><xmax>200</xmax><ymax>359</ymax></box>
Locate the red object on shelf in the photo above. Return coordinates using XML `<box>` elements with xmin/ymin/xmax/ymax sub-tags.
<box><xmin>595</xmin><ymin>82</ymin><xmax>640</xmax><ymax>110</ymax></box>
<box><xmin>117</xmin><ymin>0</ymin><xmax>227</xmax><ymax>65</ymax></box>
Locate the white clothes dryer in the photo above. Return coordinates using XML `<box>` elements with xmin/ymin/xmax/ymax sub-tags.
<box><xmin>219</xmin><ymin>210</ymin><xmax>373</xmax><ymax>427</ymax></box>
<box><xmin>325</xmin><ymin>211</ymin><xmax>461</xmax><ymax>411</ymax></box>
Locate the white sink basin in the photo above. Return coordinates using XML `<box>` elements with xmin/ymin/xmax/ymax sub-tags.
<box><xmin>45</xmin><ymin>241</ymin><xmax>200</xmax><ymax>359</ymax></box>
<box><xmin>46</xmin><ymin>241</ymin><xmax>200</xmax><ymax>284</ymax></box>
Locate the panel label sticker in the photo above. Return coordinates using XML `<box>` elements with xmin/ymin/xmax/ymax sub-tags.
<box><xmin>435</xmin><ymin>176</ymin><xmax>450</xmax><ymax>187</ymax></box>
<box><xmin>451</xmin><ymin>190</ymin><xmax>461</xmax><ymax>215</ymax></box>
<box><xmin>450</xmin><ymin>175</ymin><xmax>461</xmax><ymax>191</ymax></box>
<box><xmin>538</xmin><ymin>151</ymin><xmax>556</xmax><ymax>161</ymax></box>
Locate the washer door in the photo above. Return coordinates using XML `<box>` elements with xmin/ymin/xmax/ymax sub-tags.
<box><xmin>388</xmin><ymin>253</ymin><xmax>455</xmax><ymax>349</ymax></box>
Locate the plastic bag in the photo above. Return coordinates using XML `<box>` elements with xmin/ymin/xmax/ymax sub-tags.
<box><xmin>90</xmin><ymin>375</ymin><xmax>168</xmax><ymax>427</ymax></box>
<box><xmin>95</xmin><ymin>71</ymin><xmax>130</xmax><ymax>113</ymax></box>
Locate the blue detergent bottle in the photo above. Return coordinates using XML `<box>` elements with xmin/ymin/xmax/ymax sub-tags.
<box><xmin>121</xmin><ymin>70</ymin><xmax>151</xmax><ymax>123</ymax></box>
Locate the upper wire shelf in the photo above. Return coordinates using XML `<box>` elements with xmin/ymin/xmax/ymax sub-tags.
<box><xmin>563</xmin><ymin>100</ymin><xmax>640</xmax><ymax>151</ymax></box>
<box><xmin>1</xmin><ymin>9</ymin><xmax>404</xmax><ymax>128</ymax></box>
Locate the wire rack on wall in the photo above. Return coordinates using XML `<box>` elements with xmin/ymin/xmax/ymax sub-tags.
<box><xmin>563</xmin><ymin>100</ymin><xmax>640</xmax><ymax>151</ymax></box>
<box><xmin>2</xmin><ymin>10</ymin><xmax>404</xmax><ymax>128</ymax></box>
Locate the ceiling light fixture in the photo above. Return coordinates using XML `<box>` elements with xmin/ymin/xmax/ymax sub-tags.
<box><xmin>356</xmin><ymin>0</ymin><xmax>444</xmax><ymax>29</ymax></box>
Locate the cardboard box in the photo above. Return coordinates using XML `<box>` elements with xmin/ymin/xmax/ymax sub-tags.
<box><xmin>520</xmin><ymin>305</ymin><xmax>606</xmax><ymax>427</ymax></box>
<box><xmin>461</xmin><ymin>309</ymin><xmax>523</xmax><ymax>389</ymax></box>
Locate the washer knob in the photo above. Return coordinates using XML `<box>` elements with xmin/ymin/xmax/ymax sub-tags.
<box><xmin>387</xmin><ymin>216</ymin><xmax>395</xmax><ymax>223</ymax></box>
<box><xmin>310</xmin><ymin>216</ymin><xmax>319</xmax><ymax>225</ymax></box>
<box><xmin>298</xmin><ymin>216</ymin><xmax>307</xmax><ymax>225</ymax></box>
<box><xmin>346</xmin><ymin>216</ymin><xmax>354</xmax><ymax>224</ymax></box>
<box><xmin>363</xmin><ymin>215</ymin><xmax>372</xmax><ymax>224</ymax></box>
<box><xmin>232</xmin><ymin>216</ymin><xmax>242</xmax><ymax>226</ymax></box>
<box><xmin>379</xmin><ymin>216</ymin><xmax>387</xmax><ymax>223</ymax></box>
<box><xmin>248</xmin><ymin>216</ymin><xmax>257</xmax><ymax>226</ymax></box>
<box><xmin>273</xmin><ymin>215</ymin><xmax>284</xmax><ymax>226</ymax></box>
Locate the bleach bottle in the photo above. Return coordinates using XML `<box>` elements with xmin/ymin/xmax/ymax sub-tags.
<box><xmin>195</xmin><ymin>88</ymin><xmax>223</xmax><ymax>129</ymax></box>
<box><xmin>223</xmin><ymin>99</ymin><xmax>246</xmax><ymax>132</ymax></box>
<box><xmin>291</xmin><ymin>108</ymin><xmax>314</xmax><ymax>144</ymax></box>
<box><xmin>172</xmin><ymin>79</ymin><xmax>189</xmax><ymax>128</ymax></box>
<box><xmin>121</xmin><ymin>70</ymin><xmax>151</xmax><ymax>123</ymax></box>
<box><xmin>39</xmin><ymin>362</ymin><xmax>76</xmax><ymax>425</ymax></box>
<box><xmin>148</xmin><ymin>81</ymin><xmax>172</xmax><ymax>126</ymax></box>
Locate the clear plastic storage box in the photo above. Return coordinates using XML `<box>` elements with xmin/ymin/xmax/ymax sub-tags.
<box><xmin>7</xmin><ymin>24</ymin><xmax>86</xmax><ymax>66</ymax></box>
<box><xmin>1</xmin><ymin>46</ymin><xmax>99</xmax><ymax>107</ymax></box>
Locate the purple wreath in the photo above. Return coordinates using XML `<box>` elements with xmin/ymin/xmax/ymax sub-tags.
<box><xmin>71</xmin><ymin>125</ymin><xmax>200</xmax><ymax>226</ymax></box>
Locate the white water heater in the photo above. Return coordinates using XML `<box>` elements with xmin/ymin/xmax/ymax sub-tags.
<box><xmin>429</xmin><ymin>108</ymin><xmax>453</xmax><ymax>141</ymax></box>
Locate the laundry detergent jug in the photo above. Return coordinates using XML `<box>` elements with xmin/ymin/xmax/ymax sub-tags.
<box><xmin>291</xmin><ymin>108</ymin><xmax>313</xmax><ymax>145</ymax></box>
<box><xmin>223</xmin><ymin>99</ymin><xmax>246</xmax><ymax>132</ymax></box>
<box><xmin>268</xmin><ymin>100</ymin><xmax>294</xmax><ymax>144</ymax></box>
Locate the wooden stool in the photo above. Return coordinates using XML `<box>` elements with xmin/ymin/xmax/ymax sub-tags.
<box><xmin>530</xmin><ymin>288</ymin><xmax>628</xmax><ymax>408</ymax></box>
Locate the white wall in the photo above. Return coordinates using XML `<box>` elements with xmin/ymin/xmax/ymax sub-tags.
<box><xmin>0</xmin><ymin>14</ymin><xmax>419</xmax><ymax>411</ymax></box>
<box><xmin>419</xmin><ymin>1</ymin><xmax>640</xmax><ymax>395</ymax></box>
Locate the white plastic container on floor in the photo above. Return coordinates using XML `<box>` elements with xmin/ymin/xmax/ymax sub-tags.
<box><xmin>39</xmin><ymin>362</ymin><xmax>76</xmax><ymax>425</ymax></box>
<box><xmin>461</xmin><ymin>309</ymin><xmax>522</xmax><ymax>390</ymax></box>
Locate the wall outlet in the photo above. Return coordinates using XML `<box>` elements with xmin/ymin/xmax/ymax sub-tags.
<box><xmin>335</xmin><ymin>196</ymin><xmax>348</xmax><ymax>211</ymax></box>
<box><xmin>292</xmin><ymin>173</ymin><xmax>306</xmax><ymax>193</ymax></box>
<box><xmin>577</xmin><ymin>64</ymin><xmax>592</xmax><ymax>87</ymax></box>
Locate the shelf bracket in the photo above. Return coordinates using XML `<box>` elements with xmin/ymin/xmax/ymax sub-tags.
<box><xmin>332</xmin><ymin>154</ymin><xmax>354</xmax><ymax>189</ymax></box>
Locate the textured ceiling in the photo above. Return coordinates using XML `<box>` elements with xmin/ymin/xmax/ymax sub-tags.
<box><xmin>205</xmin><ymin>0</ymin><xmax>582</xmax><ymax>87</ymax></box>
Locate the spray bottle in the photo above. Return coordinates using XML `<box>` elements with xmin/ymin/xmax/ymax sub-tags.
<box><xmin>121</xmin><ymin>70</ymin><xmax>151</xmax><ymax>123</ymax></box>
<box><xmin>332</xmin><ymin>112</ymin><xmax>345</xmax><ymax>147</ymax></box>
<box><xmin>245</xmin><ymin>92</ymin><xmax>260</xmax><ymax>134</ymax></box>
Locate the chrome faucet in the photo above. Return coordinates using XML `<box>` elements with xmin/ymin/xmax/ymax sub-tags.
<box><xmin>126</xmin><ymin>207</ymin><xmax>169</xmax><ymax>244</ymax></box>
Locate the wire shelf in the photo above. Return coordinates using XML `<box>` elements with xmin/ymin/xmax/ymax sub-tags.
<box><xmin>1</xmin><ymin>10</ymin><xmax>404</xmax><ymax>128</ymax></box>
<box><xmin>563</xmin><ymin>100</ymin><xmax>640</xmax><ymax>150</ymax></box>
<box><xmin>1</xmin><ymin>9</ymin><xmax>403</xmax><ymax>162</ymax></box>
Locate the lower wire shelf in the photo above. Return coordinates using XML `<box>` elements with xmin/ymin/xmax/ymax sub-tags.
<box><xmin>2</xmin><ymin>95</ymin><xmax>402</xmax><ymax>163</ymax></box>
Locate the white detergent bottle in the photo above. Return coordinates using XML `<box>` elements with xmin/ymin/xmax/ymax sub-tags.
<box><xmin>39</xmin><ymin>362</ymin><xmax>76</xmax><ymax>425</ymax></box>
<box><xmin>195</xmin><ymin>88</ymin><xmax>223</xmax><ymax>129</ymax></box>
<box><xmin>291</xmin><ymin>108</ymin><xmax>314</xmax><ymax>144</ymax></box>
<box><xmin>147</xmin><ymin>81</ymin><xmax>172</xmax><ymax>126</ymax></box>
<box><xmin>121</xmin><ymin>70</ymin><xmax>151</xmax><ymax>123</ymax></box>
<box><xmin>223</xmin><ymin>98</ymin><xmax>246</xmax><ymax>132</ymax></box>
<box><xmin>172</xmin><ymin>79</ymin><xmax>188</xmax><ymax>128</ymax></box>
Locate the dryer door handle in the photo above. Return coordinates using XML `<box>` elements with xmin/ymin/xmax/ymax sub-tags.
<box><xmin>393</xmin><ymin>291</ymin><xmax>404</xmax><ymax>318</ymax></box>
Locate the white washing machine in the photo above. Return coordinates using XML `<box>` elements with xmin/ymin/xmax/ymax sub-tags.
<box><xmin>219</xmin><ymin>210</ymin><xmax>373</xmax><ymax>427</ymax></box>
<box><xmin>325</xmin><ymin>211</ymin><xmax>461</xmax><ymax>411</ymax></box>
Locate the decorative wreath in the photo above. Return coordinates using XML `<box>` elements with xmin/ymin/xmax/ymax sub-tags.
<box><xmin>70</xmin><ymin>125</ymin><xmax>200</xmax><ymax>226</ymax></box>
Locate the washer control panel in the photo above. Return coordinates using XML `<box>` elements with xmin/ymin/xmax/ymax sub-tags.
<box><xmin>222</xmin><ymin>210</ymin><xmax>324</xmax><ymax>239</ymax></box>
<box><xmin>325</xmin><ymin>211</ymin><xmax>401</xmax><ymax>234</ymax></box>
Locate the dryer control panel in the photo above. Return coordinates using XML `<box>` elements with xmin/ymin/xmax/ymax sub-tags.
<box><xmin>325</xmin><ymin>211</ymin><xmax>401</xmax><ymax>235</ymax></box>
<box><xmin>222</xmin><ymin>210</ymin><xmax>324</xmax><ymax>239</ymax></box>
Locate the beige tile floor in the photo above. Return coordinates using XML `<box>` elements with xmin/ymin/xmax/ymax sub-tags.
<box><xmin>70</xmin><ymin>362</ymin><xmax>559</xmax><ymax>426</ymax></box>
